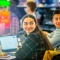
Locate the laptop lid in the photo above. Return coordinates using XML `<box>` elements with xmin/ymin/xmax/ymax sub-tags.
<box><xmin>0</xmin><ymin>35</ymin><xmax>18</xmax><ymax>50</ymax></box>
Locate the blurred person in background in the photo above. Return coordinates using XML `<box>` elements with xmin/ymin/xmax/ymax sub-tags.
<box><xmin>10</xmin><ymin>0</ymin><xmax>20</xmax><ymax>35</ymax></box>
<box><xmin>24</xmin><ymin>1</ymin><xmax>37</xmax><ymax>18</ymax></box>
<box><xmin>0</xmin><ymin>6</ymin><xmax>10</xmax><ymax>35</ymax></box>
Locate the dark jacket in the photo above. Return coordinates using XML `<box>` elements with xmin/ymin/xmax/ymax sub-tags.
<box><xmin>15</xmin><ymin>31</ymin><xmax>51</xmax><ymax>60</ymax></box>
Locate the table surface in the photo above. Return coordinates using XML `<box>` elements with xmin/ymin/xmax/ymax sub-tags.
<box><xmin>0</xmin><ymin>55</ymin><xmax>16</xmax><ymax>60</ymax></box>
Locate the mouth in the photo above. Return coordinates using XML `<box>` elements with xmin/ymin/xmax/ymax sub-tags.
<box><xmin>25</xmin><ymin>28</ymin><xmax>31</xmax><ymax>31</ymax></box>
<box><xmin>57</xmin><ymin>23</ymin><xmax>60</xmax><ymax>26</ymax></box>
<box><xmin>27</xmin><ymin>28</ymin><xmax>31</xmax><ymax>31</ymax></box>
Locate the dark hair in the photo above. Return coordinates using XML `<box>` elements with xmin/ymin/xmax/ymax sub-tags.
<box><xmin>22</xmin><ymin>14</ymin><xmax>53</xmax><ymax>50</ymax></box>
<box><xmin>22</xmin><ymin>14</ymin><xmax>36</xmax><ymax>23</ymax></box>
<box><xmin>53</xmin><ymin>9</ymin><xmax>60</xmax><ymax>16</ymax></box>
<box><xmin>27</xmin><ymin>1</ymin><xmax>36</xmax><ymax>12</ymax></box>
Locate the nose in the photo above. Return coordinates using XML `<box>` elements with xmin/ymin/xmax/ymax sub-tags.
<box><xmin>57</xmin><ymin>19</ymin><xmax>60</xmax><ymax>22</ymax></box>
<box><xmin>27</xmin><ymin>24</ymin><xmax>30</xmax><ymax>27</ymax></box>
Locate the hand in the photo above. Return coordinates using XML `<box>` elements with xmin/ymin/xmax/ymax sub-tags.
<box><xmin>43</xmin><ymin>31</ymin><xmax>48</xmax><ymax>35</ymax></box>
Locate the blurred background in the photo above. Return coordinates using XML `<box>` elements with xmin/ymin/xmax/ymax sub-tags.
<box><xmin>0</xmin><ymin>0</ymin><xmax>60</xmax><ymax>36</ymax></box>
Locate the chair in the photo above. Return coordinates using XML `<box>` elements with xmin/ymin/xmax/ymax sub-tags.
<box><xmin>43</xmin><ymin>45</ymin><xmax>60</xmax><ymax>60</ymax></box>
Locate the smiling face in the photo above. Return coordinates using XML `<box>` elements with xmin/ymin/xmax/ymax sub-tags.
<box><xmin>22</xmin><ymin>17</ymin><xmax>36</xmax><ymax>35</ymax></box>
<box><xmin>52</xmin><ymin>14</ymin><xmax>60</xmax><ymax>28</ymax></box>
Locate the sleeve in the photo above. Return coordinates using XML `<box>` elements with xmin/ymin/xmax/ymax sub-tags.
<box><xmin>47</xmin><ymin>32</ymin><xmax>54</xmax><ymax>40</ymax></box>
<box><xmin>15</xmin><ymin>34</ymin><xmax>40</xmax><ymax>59</ymax></box>
<box><xmin>49</xmin><ymin>34</ymin><xmax>60</xmax><ymax>48</ymax></box>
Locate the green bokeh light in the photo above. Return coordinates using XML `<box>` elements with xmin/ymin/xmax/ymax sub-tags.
<box><xmin>0</xmin><ymin>1</ymin><xmax>10</xmax><ymax>7</ymax></box>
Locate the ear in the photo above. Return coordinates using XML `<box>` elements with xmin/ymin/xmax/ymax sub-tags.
<box><xmin>28</xmin><ymin>7</ymin><xmax>31</xmax><ymax>11</ymax></box>
<box><xmin>52</xmin><ymin>18</ymin><xmax>54</xmax><ymax>23</ymax></box>
<box><xmin>28</xmin><ymin>6</ymin><xmax>31</xmax><ymax>10</ymax></box>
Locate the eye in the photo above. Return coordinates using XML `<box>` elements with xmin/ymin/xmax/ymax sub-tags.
<box><xmin>30</xmin><ymin>21</ymin><xmax>34</xmax><ymax>25</ymax></box>
<box><xmin>55</xmin><ymin>18</ymin><xmax>58</xmax><ymax>20</ymax></box>
<box><xmin>24</xmin><ymin>22</ymin><xmax>28</xmax><ymax>25</ymax></box>
<box><xmin>30</xmin><ymin>22</ymin><xmax>34</xmax><ymax>25</ymax></box>
<box><xmin>59</xmin><ymin>17</ymin><xmax>60</xmax><ymax>19</ymax></box>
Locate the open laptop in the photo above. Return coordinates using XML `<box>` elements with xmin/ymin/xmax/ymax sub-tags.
<box><xmin>0</xmin><ymin>35</ymin><xmax>18</xmax><ymax>55</ymax></box>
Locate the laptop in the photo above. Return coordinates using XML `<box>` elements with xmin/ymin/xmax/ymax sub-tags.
<box><xmin>0</xmin><ymin>35</ymin><xmax>18</xmax><ymax>55</ymax></box>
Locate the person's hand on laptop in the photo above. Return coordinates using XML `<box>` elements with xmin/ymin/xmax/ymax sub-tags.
<box><xmin>17</xmin><ymin>42</ymin><xmax>22</xmax><ymax>50</ymax></box>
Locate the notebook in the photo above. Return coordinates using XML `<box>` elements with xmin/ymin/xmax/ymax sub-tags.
<box><xmin>0</xmin><ymin>35</ymin><xmax>18</xmax><ymax>51</ymax></box>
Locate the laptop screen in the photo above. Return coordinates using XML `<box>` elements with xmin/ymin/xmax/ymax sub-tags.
<box><xmin>0</xmin><ymin>35</ymin><xmax>18</xmax><ymax>50</ymax></box>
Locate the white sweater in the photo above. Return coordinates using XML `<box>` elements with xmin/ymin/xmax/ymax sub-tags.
<box><xmin>47</xmin><ymin>28</ymin><xmax>60</xmax><ymax>48</ymax></box>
